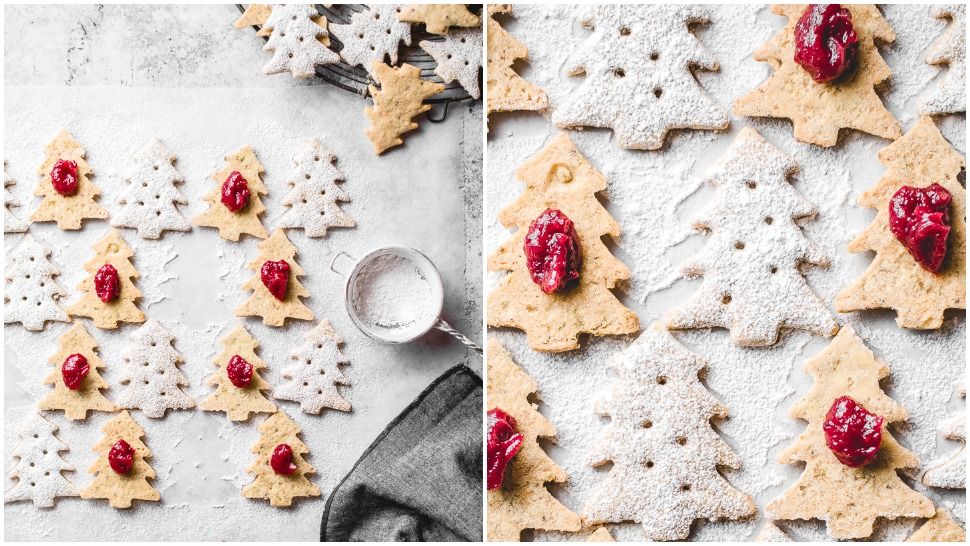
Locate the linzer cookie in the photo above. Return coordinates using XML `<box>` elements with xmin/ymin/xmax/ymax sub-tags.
<box><xmin>766</xmin><ymin>327</ymin><xmax>934</xmax><ymax>539</ymax></box>
<box><xmin>486</xmin><ymin>5</ymin><xmax>547</xmax><ymax>116</ymax></box>
<box><xmin>486</xmin><ymin>339</ymin><xmax>581</xmax><ymax>541</ymax></box>
<box><xmin>67</xmin><ymin>229</ymin><xmax>146</xmax><ymax>329</ymax></box>
<box><xmin>835</xmin><ymin>116</ymin><xmax>965</xmax><ymax>329</ymax></box>
<box><xmin>364</xmin><ymin>62</ymin><xmax>445</xmax><ymax>155</ymax></box>
<box><xmin>242</xmin><ymin>410</ymin><xmax>321</xmax><ymax>507</ymax></box>
<box><xmin>38</xmin><ymin>323</ymin><xmax>116</xmax><ymax>420</ymax></box>
<box><xmin>200</xmin><ymin>324</ymin><xmax>277</xmax><ymax>422</ymax></box>
<box><xmin>80</xmin><ymin>410</ymin><xmax>161</xmax><ymax>509</ymax></box>
<box><xmin>236</xmin><ymin>229</ymin><xmax>314</xmax><ymax>327</ymax></box>
<box><xmin>398</xmin><ymin>4</ymin><xmax>479</xmax><ymax>35</ymax></box>
<box><xmin>30</xmin><ymin>130</ymin><xmax>109</xmax><ymax>230</ymax></box>
<box><xmin>734</xmin><ymin>5</ymin><xmax>902</xmax><ymax>147</ymax></box>
<box><xmin>193</xmin><ymin>146</ymin><xmax>269</xmax><ymax>241</ymax></box>
<box><xmin>552</xmin><ymin>5</ymin><xmax>728</xmax><ymax>150</ymax></box>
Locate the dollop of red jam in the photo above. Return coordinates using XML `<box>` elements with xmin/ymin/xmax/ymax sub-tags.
<box><xmin>524</xmin><ymin>209</ymin><xmax>582</xmax><ymax>294</ymax></box>
<box><xmin>226</xmin><ymin>355</ymin><xmax>254</xmax><ymax>388</ymax></box>
<box><xmin>270</xmin><ymin>443</ymin><xmax>297</xmax><ymax>475</ymax></box>
<box><xmin>94</xmin><ymin>264</ymin><xmax>121</xmax><ymax>303</ymax></box>
<box><xmin>486</xmin><ymin>408</ymin><xmax>524</xmax><ymax>490</ymax></box>
<box><xmin>794</xmin><ymin>4</ymin><xmax>859</xmax><ymax>84</ymax></box>
<box><xmin>260</xmin><ymin>260</ymin><xmax>290</xmax><ymax>301</ymax></box>
<box><xmin>221</xmin><ymin>171</ymin><xmax>251</xmax><ymax>213</ymax></box>
<box><xmin>108</xmin><ymin>439</ymin><xmax>135</xmax><ymax>475</ymax></box>
<box><xmin>889</xmin><ymin>183</ymin><xmax>952</xmax><ymax>273</ymax></box>
<box><xmin>823</xmin><ymin>396</ymin><xmax>884</xmax><ymax>467</ymax></box>
<box><xmin>50</xmin><ymin>159</ymin><xmax>79</xmax><ymax>196</ymax></box>
<box><xmin>61</xmin><ymin>353</ymin><xmax>90</xmax><ymax>391</ymax></box>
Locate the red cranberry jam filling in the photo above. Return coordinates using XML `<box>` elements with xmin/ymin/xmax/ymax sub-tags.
<box><xmin>61</xmin><ymin>353</ymin><xmax>90</xmax><ymax>391</ymax></box>
<box><xmin>823</xmin><ymin>395</ymin><xmax>884</xmax><ymax>467</ymax></box>
<box><xmin>260</xmin><ymin>260</ymin><xmax>290</xmax><ymax>301</ymax></box>
<box><xmin>226</xmin><ymin>355</ymin><xmax>254</xmax><ymax>388</ymax></box>
<box><xmin>270</xmin><ymin>443</ymin><xmax>297</xmax><ymax>475</ymax></box>
<box><xmin>221</xmin><ymin>171</ymin><xmax>251</xmax><ymax>213</ymax></box>
<box><xmin>108</xmin><ymin>439</ymin><xmax>135</xmax><ymax>475</ymax></box>
<box><xmin>889</xmin><ymin>183</ymin><xmax>952</xmax><ymax>273</ymax></box>
<box><xmin>524</xmin><ymin>209</ymin><xmax>582</xmax><ymax>294</ymax></box>
<box><xmin>487</xmin><ymin>408</ymin><xmax>524</xmax><ymax>490</ymax></box>
<box><xmin>94</xmin><ymin>263</ymin><xmax>121</xmax><ymax>303</ymax></box>
<box><xmin>794</xmin><ymin>4</ymin><xmax>859</xmax><ymax>84</ymax></box>
<box><xmin>50</xmin><ymin>159</ymin><xmax>79</xmax><ymax>196</ymax></box>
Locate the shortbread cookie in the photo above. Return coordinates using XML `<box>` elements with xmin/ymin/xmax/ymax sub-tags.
<box><xmin>112</xmin><ymin>138</ymin><xmax>191</xmax><ymax>239</ymax></box>
<box><xmin>329</xmin><ymin>5</ymin><xmax>411</xmax><ymax>79</ymax></box>
<box><xmin>398</xmin><ymin>4</ymin><xmax>480</xmax><ymax>35</ymax></box>
<box><xmin>263</xmin><ymin>4</ymin><xmax>339</xmax><ymax>79</ymax></box>
<box><xmin>364</xmin><ymin>62</ymin><xmax>445</xmax><ymax>155</ymax></box>
<box><xmin>274</xmin><ymin>320</ymin><xmax>351</xmax><ymax>415</ymax></box>
<box><xmin>420</xmin><ymin>27</ymin><xmax>483</xmax><ymax>99</ymax></box>
<box><xmin>4</xmin><ymin>234</ymin><xmax>70</xmax><ymax>331</ymax></box>
<box><xmin>755</xmin><ymin>522</ymin><xmax>793</xmax><ymax>542</ymax></box>
<box><xmin>665</xmin><ymin>127</ymin><xmax>837</xmax><ymax>346</ymax></box>
<box><xmin>486</xmin><ymin>5</ymin><xmax>547</xmax><ymax>116</ymax></box>
<box><xmin>552</xmin><ymin>5</ymin><xmax>728</xmax><ymax>150</ymax></box>
<box><xmin>907</xmin><ymin>509</ymin><xmax>967</xmax><ymax>542</ymax></box>
<box><xmin>486</xmin><ymin>339</ymin><xmax>582</xmax><ymax>541</ymax></box>
<box><xmin>38</xmin><ymin>323</ymin><xmax>117</xmax><ymax>420</ymax></box>
<box><xmin>81</xmin><ymin>410</ymin><xmax>160</xmax><ymax>509</ymax></box>
<box><xmin>194</xmin><ymin>146</ymin><xmax>270</xmax><ymax>241</ymax></box>
<box><xmin>236</xmin><ymin>229</ymin><xmax>314</xmax><ymax>327</ymax></box>
<box><xmin>276</xmin><ymin>138</ymin><xmax>354</xmax><ymax>237</ymax></box>
<box><xmin>586</xmin><ymin>528</ymin><xmax>614</xmax><ymax>542</ymax></box>
<box><xmin>242</xmin><ymin>410</ymin><xmax>321</xmax><ymax>507</ymax></box>
<box><xmin>584</xmin><ymin>322</ymin><xmax>755</xmax><ymax>540</ymax></box>
<box><xmin>4</xmin><ymin>412</ymin><xmax>78</xmax><ymax>508</ymax></box>
<box><xmin>200</xmin><ymin>324</ymin><xmax>277</xmax><ymax>421</ymax></box>
<box><xmin>835</xmin><ymin>116</ymin><xmax>965</xmax><ymax>329</ymax></box>
<box><xmin>67</xmin><ymin>229</ymin><xmax>146</xmax><ymax>329</ymax></box>
<box><xmin>115</xmin><ymin>319</ymin><xmax>194</xmax><ymax>418</ymax></box>
<box><xmin>921</xmin><ymin>4</ymin><xmax>966</xmax><ymax>116</ymax></box>
<box><xmin>766</xmin><ymin>327</ymin><xmax>934</xmax><ymax>539</ymax></box>
<box><xmin>30</xmin><ymin>130</ymin><xmax>109</xmax><ymax>230</ymax></box>
<box><xmin>5</xmin><ymin>161</ymin><xmax>28</xmax><ymax>233</ymax></box>
<box><xmin>735</xmin><ymin>5</ymin><xmax>902</xmax><ymax>147</ymax></box>
<box><xmin>487</xmin><ymin>132</ymin><xmax>639</xmax><ymax>352</ymax></box>
<box><xmin>922</xmin><ymin>384</ymin><xmax>965</xmax><ymax>489</ymax></box>
<box><xmin>234</xmin><ymin>3</ymin><xmax>331</xmax><ymax>45</ymax></box>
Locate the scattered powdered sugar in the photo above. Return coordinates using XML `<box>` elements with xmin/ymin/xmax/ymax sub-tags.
<box><xmin>489</xmin><ymin>4</ymin><xmax>964</xmax><ymax>542</ymax></box>
<box><xmin>351</xmin><ymin>253</ymin><xmax>433</xmax><ymax>331</ymax></box>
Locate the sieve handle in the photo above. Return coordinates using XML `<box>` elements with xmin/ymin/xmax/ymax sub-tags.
<box><xmin>330</xmin><ymin>251</ymin><xmax>357</xmax><ymax>275</ymax></box>
<box><xmin>434</xmin><ymin>318</ymin><xmax>482</xmax><ymax>355</ymax></box>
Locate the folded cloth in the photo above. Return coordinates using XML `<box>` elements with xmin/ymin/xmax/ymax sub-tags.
<box><xmin>321</xmin><ymin>364</ymin><xmax>483</xmax><ymax>542</ymax></box>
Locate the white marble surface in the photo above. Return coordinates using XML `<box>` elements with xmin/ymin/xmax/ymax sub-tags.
<box><xmin>4</xmin><ymin>4</ymin><xmax>482</xmax><ymax>541</ymax></box>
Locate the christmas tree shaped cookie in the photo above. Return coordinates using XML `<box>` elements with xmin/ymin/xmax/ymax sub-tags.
<box><xmin>552</xmin><ymin>5</ymin><xmax>728</xmax><ymax>150</ymax></box>
<box><xmin>398</xmin><ymin>4</ymin><xmax>480</xmax><ymax>35</ymax></box>
<box><xmin>420</xmin><ymin>27</ymin><xmax>483</xmax><ymax>100</ymax></box>
<box><xmin>665</xmin><ymin>127</ymin><xmax>837</xmax><ymax>346</ymax></box>
<box><xmin>907</xmin><ymin>509</ymin><xmax>967</xmax><ymax>542</ymax></box>
<box><xmin>920</xmin><ymin>4</ymin><xmax>966</xmax><ymax>116</ymax></box>
<box><xmin>115</xmin><ymin>319</ymin><xmax>194</xmax><ymax>418</ymax></box>
<box><xmin>274</xmin><ymin>320</ymin><xmax>351</xmax><ymax>415</ymax></box>
<box><xmin>364</xmin><ymin>62</ymin><xmax>445</xmax><ymax>155</ymax></box>
<box><xmin>262</xmin><ymin>4</ymin><xmax>339</xmax><ymax>79</ymax></box>
<box><xmin>67</xmin><ymin>229</ymin><xmax>146</xmax><ymax>329</ymax></box>
<box><xmin>922</xmin><ymin>384</ymin><xmax>965</xmax><ymax>489</ymax></box>
<box><xmin>835</xmin><ymin>116</ymin><xmax>965</xmax><ymax>329</ymax></box>
<box><xmin>234</xmin><ymin>4</ymin><xmax>332</xmax><ymax>45</ymax></box>
<box><xmin>194</xmin><ymin>146</ymin><xmax>269</xmax><ymax>241</ymax></box>
<box><xmin>735</xmin><ymin>5</ymin><xmax>901</xmax><ymax>147</ymax></box>
<box><xmin>487</xmin><ymin>133</ymin><xmax>639</xmax><ymax>352</ymax></box>
<box><xmin>4</xmin><ymin>412</ymin><xmax>78</xmax><ymax>508</ymax></box>
<box><xmin>766</xmin><ymin>326</ymin><xmax>934</xmax><ymax>539</ymax></box>
<box><xmin>200</xmin><ymin>324</ymin><xmax>276</xmax><ymax>421</ymax></box>
<box><xmin>242</xmin><ymin>410</ymin><xmax>321</xmax><ymax>507</ymax></box>
<box><xmin>584</xmin><ymin>322</ymin><xmax>755</xmax><ymax>540</ymax></box>
<box><xmin>236</xmin><ymin>229</ymin><xmax>314</xmax><ymax>327</ymax></box>
<box><xmin>5</xmin><ymin>161</ymin><xmax>28</xmax><ymax>233</ymax></box>
<box><xmin>276</xmin><ymin>139</ymin><xmax>354</xmax><ymax>237</ymax></box>
<box><xmin>112</xmin><ymin>138</ymin><xmax>191</xmax><ymax>239</ymax></box>
<box><xmin>5</xmin><ymin>234</ymin><xmax>70</xmax><ymax>331</ymax></box>
<box><xmin>329</xmin><ymin>5</ymin><xmax>412</xmax><ymax>79</ymax></box>
<box><xmin>486</xmin><ymin>339</ymin><xmax>581</xmax><ymax>541</ymax></box>
<box><xmin>486</xmin><ymin>4</ymin><xmax>547</xmax><ymax>116</ymax></box>
<box><xmin>38</xmin><ymin>323</ymin><xmax>116</xmax><ymax>420</ymax></box>
<box><xmin>81</xmin><ymin>410</ymin><xmax>160</xmax><ymax>509</ymax></box>
<box><xmin>31</xmin><ymin>130</ymin><xmax>109</xmax><ymax>229</ymax></box>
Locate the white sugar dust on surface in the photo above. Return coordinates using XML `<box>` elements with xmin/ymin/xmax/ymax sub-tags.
<box><xmin>350</xmin><ymin>253</ymin><xmax>434</xmax><ymax>335</ymax></box>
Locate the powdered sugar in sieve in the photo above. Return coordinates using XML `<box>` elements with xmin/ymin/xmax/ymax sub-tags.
<box><xmin>350</xmin><ymin>253</ymin><xmax>435</xmax><ymax>332</ymax></box>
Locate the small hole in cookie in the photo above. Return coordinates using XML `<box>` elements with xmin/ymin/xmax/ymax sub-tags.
<box><xmin>464</xmin><ymin>60</ymin><xmax>469</xmax><ymax>65</ymax></box>
<box><xmin>137</xmin><ymin>201</ymin><xmax>144</xmax><ymax>206</ymax></box>
<box><xmin>30</xmin><ymin>462</ymin><xmax>35</xmax><ymax>467</ymax></box>
<box><xmin>645</xmin><ymin>460</ymin><xmax>654</xmax><ymax>468</ymax></box>
<box><xmin>764</xmin><ymin>216</ymin><xmax>773</xmax><ymax>225</ymax></box>
<box><xmin>320</xmin><ymin>211</ymin><xmax>325</xmax><ymax>216</ymax></box>
<box><xmin>26</xmin><ymin>274</ymin><xmax>30</xmax><ymax>279</ymax></box>
<box><xmin>299</xmin><ymin>37</ymin><xmax>304</xmax><ymax>42</ymax></box>
<box><xmin>142</xmin><ymin>182</ymin><xmax>148</xmax><ymax>187</ymax></box>
<box><xmin>305</xmin><ymin>174</ymin><xmax>311</xmax><ymax>180</ymax></box>
<box><xmin>153</xmin><ymin>165</ymin><xmax>159</xmax><ymax>171</ymax></box>
<box><xmin>374</xmin><ymin>12</ymin><xmax>380</xmax><ymax>19</ymax></box>
<box><xmin>160</xmin><ymin>391</ymin><xmax>166</xmax><ymax>396</ymax></box>
<box><xmin>650</xmin><ymin>52</ymin><xmax>659</xmax><ymax>61</ymax></box>
<box><xmin>676</xmin><ymin>436</ymin><xmax>687</xmax><ymax>446</ymax></box>
<box><xmin>770</xmin><ymin>266</ymin><xmax>778</xmax><ymax>274</ymax></box>
<box><xmin>288</xmin><ymin>53</ymin><xmax>293</xmax><ymax>58</ymax></box>
<box><xmin>619</xmin><ymin>27</ymin><xmax>630</xmax><ymax>36</ymax></box>
<box><xmin>156</xmin><ymin>211</ymin><xmax>161</xmax><ymax>216</ymax></box>
<box><xmin>319</xmin><ymin>370</ymin><xmax>325</xmax><ymax>375</ymax></box>
<box><xmin>317</xmin><ymin>389</ymin><xmax>323</xmax><ymax>394</ymax></box>
<box><xmin>302</xmin><ymin>199</ymin><xmax>307</xmax><ymax>204</ymax></box>
<box><xmin>143</xmin><ymin>362</ymin><xmax>149</xmax><ymax>367</ymax></box>
<box><xmin>281</xmin><ymin>32</ymin><xmax>286</xmax><ymax>37</ymax></box>
<box><xmin>303</xmin><ymin>382</ymin><xmax>308</xmax><ymax>386</ymax></box>
<box><xmin>460</xmin><ymin>37</ymin><xmax>466</xmax><ymax>43</ymax></box>
<box><xmin>30</xmin><ymin>482</ymin><xmax>35</xmax><ymax>487</ymax></box>
<box><xmin>29</xmin><ymin>257</ymin><xmax>34</xmax><ymax>261</ymax></box>
<box><xmin>317</xmin><ymin>344</ymin><xmax>323</xmax><ymax>349</ymax></box>
<box><xmin>369</xmin><ymin>45</ymin><xmax>375</xmax><ymax>51</ymax></box>
<box><xmin>151</xmin><ymin>342</ymin><xmax>156</xmax><ymax>347</ymax></box>
<box><xmin>641</xmin><ymin>419</ymin><xmax>652</xmax><ymax>428</ymax></box>
<box><xmin>314</xmin><ymin>156</ymin><xmax>320</xmax><ymax>162</ymax></box>
<box><xmin>721</xmin><ymin>293</ymin><xmax>732</xmax><ymax>304</ymax></box>
<box><xmin>653</xmin><ymin>88</ymin><xmax>663</xmax><ymax>99</ymax></box>
<box><xmin>358</xmin><ymin>33</ymin><xmax>364</xmax><ymax>39</ymax></box>
<box><xmin>306</xmin><ymin>359</ymin><xmax>312</xmax><ymax>365</ymax></box>
<box><xmin>37</xmin><ymin>301</ymin><xmax>41</xmax><ymax>306</ymax></box>
<box><xmin>45</xmin><ymin>471</ymin><xmax>50</xmax><ymax>476</ymax></box>
<box><xmin>613</xmin><ymin>68</ymin><xmax>625</xmax><ymax>78</ymax></box>
<box><xmin>656</xmin><ymin>376</ymin><xmax>667</xmax><ymax>385</ymax></box>
<box><xmin>447</xmin><ymin>54</ymin><xmax>452</xmax><ymax>59</ymax></box>
<box><xmin>386</xmin><ymin>29</ymin><xmax>391</xmax><ymax>35</ymax></box>
<box><xmin>734</xmin><ymin>241</ymin><xmax>745</xmax><ymax>250</ymax></box>
<box><xmin>143</xmin><ymin>380</ymin><xmax>149</xmax><ymax>384</ymax></box>
<box><xmin>42</xmin><ymin>450</ymin><xmax>47</xmax><ymax>455</ymax></box>
<box><xmin>291</xmin><ymin>15</ymin><xmax>296</xmax><ymax>21</ymax></box>
<box><xmin>746</xmin><ymin>181</ymin><xmax>756</xmax><ymax>189</ymax></box>
<box><xmin>33</xmin><ymin>434</ymin><xmax>38</xmax><ymax>439</ymax></box>
<box><xmin>681</xmin><ymin>484</ymin><xmax>691</xmax><ymax>492</ymax></box>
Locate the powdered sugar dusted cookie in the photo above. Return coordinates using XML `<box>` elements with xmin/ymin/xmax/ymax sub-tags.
<box><xmin>277</xmin><ymin>139</ymin><xmax>354</xmax><ymax>237</ymax></box>
<box><xmin>835</xmin><ymin>116</ymin><xmax>965</xmax><ymax>329</ymax></box>
<box><xmin>38</xmin><ymin>323</ymin><xmax>117</xmax><ymax>420</ymax></box>
<box><xmin>364</xmin><ymin>62</ymin><xmax>445</xmax><ymax>155</ymax></box>
<box><xmin>5</xmin><ymin>161</ymin><xmax>28</xmax><ymax>233</ymax></box>
<box><xmin>262</xmin><ymin>4</ymin><xmax>339</xmax><ymax>79</ymax></box>
<box><xmin>115</xmin><ymin>319</ymin><xmax>195</xmax><ymax>418</ymax></box>
<box><xmin>734</xmin><ymin>5</ymin><xmax>902</xmax><ymax>147</ymax></box>
<box><xmin>112</xmin><ymin>138</ymin><xmax>191</xmax><ymax>239</ymax></box>
<box><xmin>907</xmin><ymin>509</ymin><xmax>967</xmax><ymax>542</ymax></box>
<box><xmin>420</xmin><ymin>27</ymin><xmax>483</xmax><ymax>99</ymax></box>
<box><xmin>551</xmin><ymin>5</ymin><xmax>728</xmax><ymax>150</ymax></box>
<box><xmin>274</xmin><ymin>320</ymin><xmax>351</xmax><ymax>415</ymax></box>
<box><xmin>755</xmin><ymin>522</ymin><xmax>793</xmax><ymax>542</ymax></box>
<box><xmin>4</xmin><ymin>412</ymin><xmax>78</xmax><ymax>508</ymax></box>
<box><xmin>31</xmin><ymin>130</ymin><xmax>109</xmax><ymax>230</ymax></box>
<box><xmin>665</xmin><ymin>127</ymin><xmax>837</xmax><ymax>346</ymax></box>
<box><xmin>921</xmin><ymin>4</ymin><xmax>966</xmax><ymax>116</ymax></box>
<box><xmin>583</xmin><ymin>322</ymin><xmax>755</xmax><ymax>540</ymax></box>
<box><xmin>922</xmin><ymin>384</ymin><xmax>965</xmax><ymax>489</ymax></box>
<box><xmin>4</xmin><ymin>234</ymin><xmax>70</xmax><ymax>331</ymax></box>
<box><xmin>486</xmin><ymin>5</ymin><xmax>547</xmax><ymax>116</ymax></box>
<box><xmin>398</xmin><ymin>4</ymin><xmax>480</xmax><ymax>35</ymax></box>
<box><xmin>329</xmin><ymin>5</ymin><xmax>411</xmax><ymax>79</ymax></box>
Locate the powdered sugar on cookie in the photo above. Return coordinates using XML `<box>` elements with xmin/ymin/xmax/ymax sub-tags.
<box><xmin>420</xmin><ymin>28</ymin><xmax>483</xmax><ymax>100</ymax></box>
<box><xmin>920</xmin><ymin>4</ymin><xmax>966</xmax><ymax>115</ymax></box>
<box><xmin>4</xmin><ymin>234</ymin><xmax>70</xmax><ymax>331</ymax></box>
<box><xmin>112</xmin><ymin>138</ymin><xmax>191</xmax><ymax>239</ymax></box>
<box><xmin>115</xmin><ymin>319</ymin><xmax>195</xmax><ymax>418</ymax></box>
<box><xmin>329</xmin><ymin>5</ymin><xmax>411</xmax><ymax>79</ymax></box>
<box><xmin>276</xmin><ymin>138</ymin><xmax>353</xmax><ymax>237</ymax></box>
<box><xmin>274</xmin><ymin>320</ymin><xmax>351</xmax><ymax>415</ymax></box>
<box><xmin>262</xmin><ymin>4</ymin><xmax>339</xmax><ymax>79</ymax></box>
